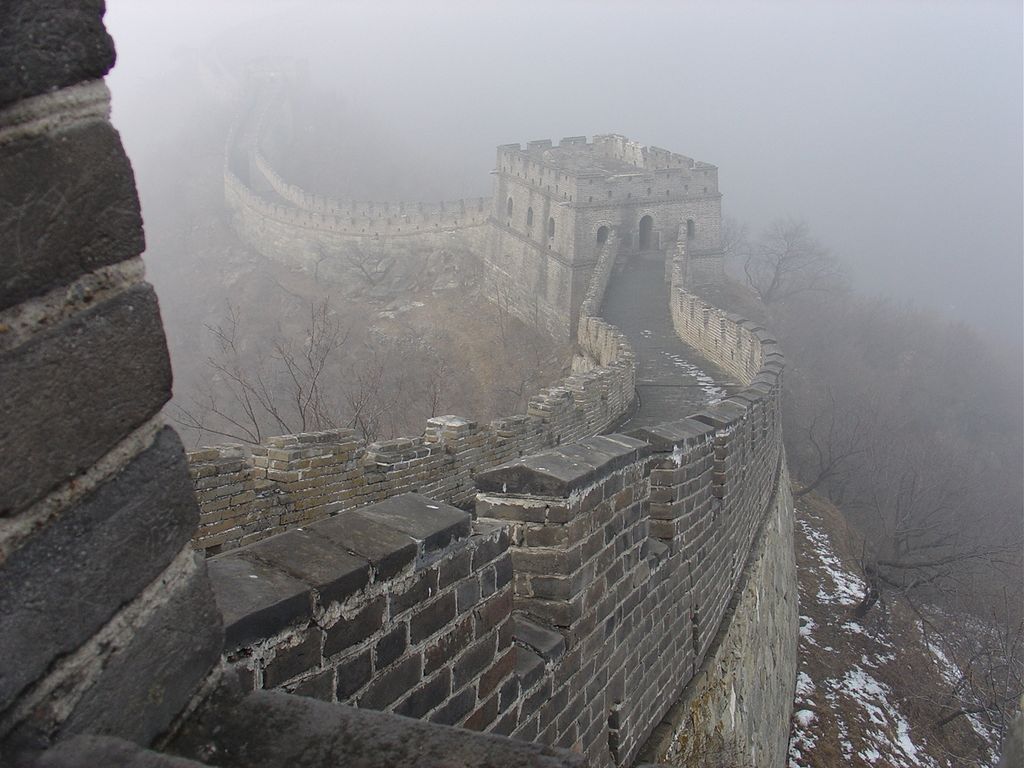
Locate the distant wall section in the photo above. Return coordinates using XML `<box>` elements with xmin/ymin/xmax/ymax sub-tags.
<box><xmin>187</xmin><ymin>233</ymin><xmax>634</xmax><ymax>554</ymax></box>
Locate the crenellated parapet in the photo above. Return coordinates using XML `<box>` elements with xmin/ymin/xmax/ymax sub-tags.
<box><xmin>192</xmin><ymin>236</ymin><xmax>794</xmax><ymax>766</ymax></box>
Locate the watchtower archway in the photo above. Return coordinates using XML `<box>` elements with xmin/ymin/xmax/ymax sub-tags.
<box><xmin>597</xmin><ymin>225</ymin><xmax>609</xmax><ymax>245</ymax></box>
<box><xmin>638</xmin><ymin>215</ymin><xmax>654</xmax><ymax>251</ymax></box>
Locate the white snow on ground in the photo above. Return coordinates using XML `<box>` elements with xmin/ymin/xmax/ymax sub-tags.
<box><xmin>800</xmin><ymin>615</ymin><xmax>818</xmax><ymax>646</ymax></box>
<box><xmin>790</xmin><ymin>513</ymin><xmax>939</xmax><ymax>768</ymax></box>
<box><xmin>797</xmin><ymin>517</ymin><xmax>866</xmax><ymax>607</ymax></box>
<box><xmin>658</xmin><ymin>350</ymin><xmax>726</xmax><ymax>403</ymax></box>
<box><xmin>796</xmin><ymin>671</ymin><xmax>815</xmax><ymax>697</ymax></box>
<box><xmin>920</xmin><ymin>623</ymin><xmax>1000</xmax><ymax>764</ymax></box>
<box><xmin>795</xmin><ymin>709</ymin><xmax>817</xmax><ymax>728</ymax></box>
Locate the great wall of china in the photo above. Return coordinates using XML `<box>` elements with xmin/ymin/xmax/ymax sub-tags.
<box><xmin>1</xmin><ymin>10</ymin><xmax>796</xmax><ymax>768</ymax></box>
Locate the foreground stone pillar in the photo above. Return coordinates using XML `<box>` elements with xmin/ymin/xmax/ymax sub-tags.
<box><xmin>0</xmin><ymin>2</ymin><xmax>221</xmax><ymax>760</ymax></box>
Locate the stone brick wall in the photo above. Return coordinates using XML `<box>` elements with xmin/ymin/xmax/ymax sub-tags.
<box><xmin>639</xmin><ymin>470</ymin><xmax>797</xmax><ymax>768</ymax></box>
<box><xmin>187</xmin><ymin>237</ymin><xmax>635</xmax><ymax>554</ymax></box>
<box><xmin>198</xmin><ymin>235</ymin><xmax>794</xmax><ymax>766</ymax></box>
<box><xmin>0</xmin><ymin>2</ymin><xmax>222</xmax><ymax>758</ymax></box>
<box><xmin>206</xmin><ymin>494</ymin><xmax>519</xmax><ymax>726</ymax></box>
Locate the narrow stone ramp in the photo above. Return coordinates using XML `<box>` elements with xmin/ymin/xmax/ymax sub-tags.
<box><xmin>600</xmin><ymin>253</ymin><xmax>738</xmax><ymax>431</ymax></box>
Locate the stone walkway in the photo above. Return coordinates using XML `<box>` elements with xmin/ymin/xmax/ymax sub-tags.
<box><xmin>600</xmin><ymin>253</ymin><xmax>739</xmax><ymax>432</ymax></box>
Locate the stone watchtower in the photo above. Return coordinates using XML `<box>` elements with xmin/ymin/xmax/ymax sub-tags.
<box><xmin>484</xmin><ymin>134</ymin><xmax>724</xmax><ymax>339</ymax></box>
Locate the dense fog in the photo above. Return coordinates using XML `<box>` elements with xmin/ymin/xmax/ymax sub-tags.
<box><xmin>88</xmin><ymin>4</ymin><xmax>1023</xmax><ymax>760</ymax></box>
<box><xmin>106</xmin><ymin>0</ymin><xmax>1022</xmax><ymax>355</ymax></box>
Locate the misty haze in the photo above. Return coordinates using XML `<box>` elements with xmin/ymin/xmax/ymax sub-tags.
<box><xmin>1</xmin><ymin>1</ymin><xmax>1020</xmax><ymax>767</ymax></box>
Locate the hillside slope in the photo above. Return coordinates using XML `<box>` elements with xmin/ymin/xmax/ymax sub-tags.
<box><xmin>789</xmin><ymin>493</ymin><xmax>998</xmax><ymax>767</ymax></box>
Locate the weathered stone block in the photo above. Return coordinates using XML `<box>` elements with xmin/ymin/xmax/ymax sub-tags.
<box><xmin>335</xmin><ymin>649</ymin><xmax>372</xmax><ymax>699</ymax></box>
<box><xmin>374</xmin><ymin>624</ymin><xmax>408</xmax><ymax>669</ymax></box>
<box><xmin>515</xmin><ymin>617</ymin><xmax>566</xmax><ymax>662</ymax></box>
<box><xmin>207</xmin><ymin>553</ymin><xmax>312</xmax><ymax>651</ymax></box>
<box><xmin>0</xmin><ymin>0</ymin><xmax>115</xmax><ymax>108</ymax></box>
<box><xmin>0</xmin><ymin>119</ymin><xmax>143</xmax><ymax>311</ymax></box>
<box><xmin>324</xmin><ymin>598</ymin><xmax>385</xmax><ymax>658</ymax></box>
<box><xmin>393</xmin><ymin>668</ymin><xmax>451</xmax><ymax>720</ymax></box>
<box><xmin>429</xmin><ymin>686</ymin><xmax>477</xmax><ymax>726</ymax></box>
<box><xmin>453</xmin><ymin>635</ymin><xmax>496</xmax><ymax>690</ymax></box>
<box><xmin>0</xmin><ymin>428</ymin><xmax>197</xmax><ymax>712</ymax></box>
<box><xmin>390</xmin><ymin>566</ymin><xmax>439</xmax><ymax>616</ymax></box>
<box><xmin>357</xmin><ymin>654</ymin><xmax>422</xmax><ymax>711</ymax></box>
<box><xmin>514</xmin><ymin>647</ymin><xmax>545</xmax><ymax>691</ymax></box>
<box><xmin>243</xmin><ymin>528</ymin><xmax>369</xmax><ymax>607</ymax></box>
<box><xmin>263</xmin><ymin>630</ymin><xmax>323</xmax><ymax>689</ymax></box>
<box><xmin>355</xmin><ymin>493</ymin><xmax>471</xmax><ymax>552</ymax></box>
<box><xmin>287</xmin><ymin>669</ymin><xmax>335</xmax><ymax>702</ymax></box>
<box><xmin>1</xmin><ymin>285</ymin><xmax>171</xmax><ymax>516</ymax></box>
<box><xmin>424</xmin><ymin>615</ymin><xmax>473</xmax><ymax>674</ymax></box>
<box><xmin>314</xmin><ymin>512</ymin><xmax>416</xmax><ymax>580</ymax></box>
<box><xmin>58</xmin><ymin>555</ymin><xmax>222</xmax><ymax>746</ymax></box>
<box><xmin>410</xmin><ymin>592</ymin><xmax>457</xmax><ymax>644</ymax></box>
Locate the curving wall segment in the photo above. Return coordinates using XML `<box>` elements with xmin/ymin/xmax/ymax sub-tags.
<box><xmin>188</xmin><ymin>233</ymin><xmax>634</xmax><ymax>554</ymax></box>
<box><xmin>192</xmin><ymin>237</ymin><xmax>796</xmax><ymax>767</ymax></box>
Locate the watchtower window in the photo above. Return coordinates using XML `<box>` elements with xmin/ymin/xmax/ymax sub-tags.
<box><xmin>548</xmin><ymin>217</ymin><xmax>555</xmax><ymax>237</ymax></box>
<box><xmin>686</xmin><ymin>219</ymin><xmax>695</xmax><ymax>239</ymax></box>
<box><xmin>597</xmin><ymin>226</ymin><xmax>609</xmax><ymax>244</ymax></box>
<box><xmin>506</xmin><ymin>197</ymin><xmax>514</xmax><ymax>215</ymax></box>
<box><xmin>526</xmin><ymin>207</ymin><xmax>534</xmax><ymax>227</ymax></box>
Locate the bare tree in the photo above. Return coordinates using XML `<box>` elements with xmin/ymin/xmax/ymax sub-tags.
<box><xmin>743</xmin><ymin>218</ymin><xmax>845</xmax><ymax>303</ymax></box>
<box><xmin>931</xmin><ymin>595</ymin><xmax>1023</xmax><ymax>740</ymax></box>
<box><xmin>171</xmin><ymin>299</ymin><xmax>348</xmax><ymax>444</ymax></box>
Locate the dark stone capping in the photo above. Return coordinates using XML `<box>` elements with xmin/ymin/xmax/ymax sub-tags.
<box><xmin>719</xmin><ymin>398</ymin><xmax>752</xmax><ymax>416</ymax></box>
<box><xmin>243</xmin><ymin>528</ymin><xmax>370</xmax><ymax>607</ymax></box>
<box><xmin>31</xmin><ymin>735</ymin><xmax>209</xmax><ymax>768</ymax></box>
<box><xmin>0</xmin><ymin>118</ymin><xmax>144</xmax><ymax>312</ymax></box>
<box><xmin>751</xmin><ymin>371</ymin><xmax>780</xmax><ymax>388</ymax></box>
<box><xmin>475</xmin><ymin>434</ymin><xmax>649</xmax><ymax>498</ymax></box>
<box><xmin>514</xmin><ymin>648</ymin><xmax>546</xmax><ymax>691</ymax></box>
<box><xmin>641</xmin><ymin>538</ymin><xmax>669</xmax><ymax>566</ymax></box>
<box><xmin>207</xmin><ymin>553</ymin><xmax>312</xmax><ymax>651</ymax></box>
<box><xmin>0</xmin><ymin>0</ymin><xmax>115</xmax><ymax>109</ymax></box>
<box><xmin>690</xmin><ymin>401</ymin><xmax>748</xmax><ymax>430</ymax></box>
<box><xmin>1</xmin><ymin>284</ymin><xmax>171</xmax><ymax>516</ymax></box>
<box><xmin>0</xmin><ymin>428</ymin><xmax>197</xmax><ymax>713</ymax></box>
<box><xmin>350</xmin><ymin>493</ymin><xmax>471</xmax><ymax>553</ymax></box>
<box><xmin>726</xmin><ymin>390</ymin><xmax>761</xmax><ymax>407</ymax></box>
<box><xmin>313</xmin><ymin>512</ymin><xmax>417</xmax><ymax>580</ymax></box>
<box><xmin>514</xmin><ymin>617</ymin><xmax>566</xmax><ymax>663</ymax></box>
<box><xmin>169</xmin><ymin>690</ymin><xmax>587</xmax><ymax>768</ymax></box>
<box><xmin>625</xmin><ymin>418</ymin><xmax>715</xmax><ymax>453</ymax></box>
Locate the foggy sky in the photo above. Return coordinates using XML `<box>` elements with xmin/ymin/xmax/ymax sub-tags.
<box><xmin>105</xmin><ymin>0</ymin><xmax>1023</xmax><ymax>353</ymax></box>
